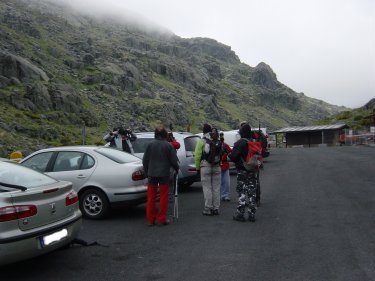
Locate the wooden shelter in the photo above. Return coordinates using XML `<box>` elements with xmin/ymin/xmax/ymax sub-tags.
<box><xmin>271</xmin><ymin>124</ymin><xmax>349</xmax><ymax>148</ymax></box>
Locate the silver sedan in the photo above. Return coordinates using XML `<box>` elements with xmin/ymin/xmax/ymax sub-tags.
<box><xmin>20</xmin><ymin>146</ymin><xmax>148</xmax><ymax>219</ymax></box>
<box><xmin>0</xmin><ymin>160</ymin><xmax>82</xmax><ymax>266</ymax></box>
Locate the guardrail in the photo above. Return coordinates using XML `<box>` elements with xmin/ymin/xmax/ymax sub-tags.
<box><xmin>340</xmin><ymin>133</ymin><xmax>375</xmax><ymax>146</ymax></box>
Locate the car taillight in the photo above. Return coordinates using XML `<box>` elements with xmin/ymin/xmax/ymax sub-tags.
<box><xmin>65</xmin><ymin>191</ymin><xmax>79</xmax><ymax>206</ymax></box>
<box><xmin>132</xmin><ymin>169</ymin><xmax>146</xmax><ymax>181</ymax></box>
<box><xmin>0</xmin><ymin>205</ymin><xmax>38</xmax><ymax>222</ymax></box>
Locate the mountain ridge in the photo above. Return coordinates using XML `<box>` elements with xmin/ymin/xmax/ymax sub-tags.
<box><xmin>0</xmin><ymin>0</ymin><xmax>347</xmax><ymax>156</ymax></box>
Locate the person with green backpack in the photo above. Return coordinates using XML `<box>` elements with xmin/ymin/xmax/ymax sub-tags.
<box><xmin>195</xmin><ymin>124</ymin><xmax>223</xmax><ymax>216</ymax></box>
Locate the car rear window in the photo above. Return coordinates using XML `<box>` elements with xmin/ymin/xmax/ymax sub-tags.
<box><xmin>95</xmin><ymin>147</ymin><xmax>141</xmax><ymax>163</ymax></box>
<box><xmin>224</xmin><ymin>133</ymin><xmax>240</xmax><ymax>147</ymax></box>
<box><xmin>0</xmin><ymin>162</ymin><xmax>57</xmax><ymax>191</ymax></box>
<box><xmin>132</xmin><ymin>138</ymin><xmax>154</xmax><ymax>154</ymax></box>
<box><xmin>184</xmin><ymin>136</ymin><xmax>200</xmax><ymax>152</ymax></box>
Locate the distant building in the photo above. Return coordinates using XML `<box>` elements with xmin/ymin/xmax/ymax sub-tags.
<box><xmin>270</xmin><ymin>124</ymin><xmax>349</xmax><ymax>148</ymax></box>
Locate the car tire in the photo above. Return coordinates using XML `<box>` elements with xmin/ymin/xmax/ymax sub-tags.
<box><xmin>79</xmin><ymin>188</ymin><xmax>110</xmax><ymax>219</ymax></box>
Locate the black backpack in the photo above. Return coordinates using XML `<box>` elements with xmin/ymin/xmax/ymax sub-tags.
<box><xmin>204</xmin><ymin>139</ymin><xmax>223</xmax><ymax>165</ymax></box>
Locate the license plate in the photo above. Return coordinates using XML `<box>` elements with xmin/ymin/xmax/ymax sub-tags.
<box><xmin>40</xmin><ymin>229</ymin><xmax>68</xmax><ymax>247</ymax></box>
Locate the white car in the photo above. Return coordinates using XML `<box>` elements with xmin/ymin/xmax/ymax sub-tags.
<box><xmin>20</xmin><ymin>146</ymin><xmax>147</xmax><ymax>219</ymax></box>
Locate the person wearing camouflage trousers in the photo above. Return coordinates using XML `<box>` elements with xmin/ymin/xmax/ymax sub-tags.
<box><xmin>234</xmin><ymin>170</ymin><xmax>257</xmax><ymax>222</ymax></box>
<box><xmin>228</xmin><ymin>123</ymin><xmax>257</xmax><ymax>222</ymax></box>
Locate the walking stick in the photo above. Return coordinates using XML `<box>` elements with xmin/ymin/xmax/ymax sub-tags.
<box><xmin>173</xmin><ymin>173</ymin><xmax>179</xmax><ymax>220</ymax></box>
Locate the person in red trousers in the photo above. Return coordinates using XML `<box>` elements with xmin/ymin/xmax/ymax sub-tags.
<box><xmin>142</xmin><ymin>126</ymin><xmax>179</xmax><ymax>226</ymax></box>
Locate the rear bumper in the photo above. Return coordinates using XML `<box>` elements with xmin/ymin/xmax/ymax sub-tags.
<box><xmin>178</xmin><ymin>173</ymin><xmax>200</xmax><ymax>186</ymax></box>
<box><xmin>0</xmin><ymin>214</ymin><xmax>82</xmax><ymax>266</ymax></box>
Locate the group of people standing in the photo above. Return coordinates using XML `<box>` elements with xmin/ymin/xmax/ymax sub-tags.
<box><xmin>194</xmin><ymin>122</ymin><xmax>259</xmax><ymax>222</ymax></box>
<box><xmin>104</xmin><ymin>122</ymin><xmax>261</xmax><ymax>226</ymax></box>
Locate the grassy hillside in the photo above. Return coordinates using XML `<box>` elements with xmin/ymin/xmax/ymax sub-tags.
<box><xmin>0</xmin><ymin>0</ymin><xmax>347</xmax><ymax>157</ymax></box>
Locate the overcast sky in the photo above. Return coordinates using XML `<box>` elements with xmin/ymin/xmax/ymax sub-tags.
<box><xmin>58</xmin><ymin>0</ymin><xmax>374</xmax><ymax>108</ymax></box>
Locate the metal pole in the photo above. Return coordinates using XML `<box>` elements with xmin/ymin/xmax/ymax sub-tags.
<box><xmin>82</xmin><ymin>123</ymin><xmax>86</xmax><ymax>145</ymax></box>
<box><xmin>173</xmin><ymin>173</ymin><xmax>179</xmax><ymax>220</ymax></box>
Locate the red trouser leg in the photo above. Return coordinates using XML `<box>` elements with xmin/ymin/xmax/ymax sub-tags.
<box><xmin>157</xmin><ymin>183</ymin><xmax>169</xmax><ymax>224</ymax></box>
<box><xmin>146</xmin><ymin>184</ymin><xmax>157</xmax><ymax>224</ymax></box>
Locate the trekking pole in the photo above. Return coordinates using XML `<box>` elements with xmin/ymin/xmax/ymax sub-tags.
<box><xmin>173</xmin><ymin>173</ymin><xmax>179</xmax><ymax>220</ymax></box>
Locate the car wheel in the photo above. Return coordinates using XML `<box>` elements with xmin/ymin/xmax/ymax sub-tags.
<box><xmin>79</xmin><ymin>188</ymin><xmax>110</xmax><ymax>219</ymax></box>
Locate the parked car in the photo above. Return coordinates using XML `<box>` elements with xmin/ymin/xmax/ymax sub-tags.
<box><xmin>220</xmin><ymin>129</ymin><xmax>270</xmax><ymax>157</ymax></box>
<box><xmin>132</xmin><ymin>132</ymin><xmax>201</xmax><ymax>187</ymax></box>
<box><xmin>0</xmin><ymin>159</ymin><xmax>82</xmax><ymax>266</ymax></box>
<box><xmin>20</xmin><ymin>146</ymin><xmax>147</xmax><ymax>219</ymax></box>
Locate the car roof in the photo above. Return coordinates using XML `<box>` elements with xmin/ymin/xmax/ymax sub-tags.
<box><xmin>24</xmin><ymin>146</ymin><xmax>105</xmax><ymax>155</ymax></box>
<box><xmin>135</xmin><ymin>131</ymin><xmax>195</xmax><ymax>138</ymax></box>
<box><xmin>42</xmin><ymin>145</ymin><xmax>99</xmax><ymax>150</ymax></box>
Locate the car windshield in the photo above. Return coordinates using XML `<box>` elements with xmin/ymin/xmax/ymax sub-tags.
<box><xmin>95</xmin><ymin>147</ymin><xmax>141</xmax><ymax>163</ymax></box>
<box><xmin>224</xmin><ymin>133</ymin><xmax>241</xmax><ymax>147</ymax></box>
<box><xmin>0</xmin><ymin>162</ymin><xmax>56</xmax><ymax>191</ymax></box>
<box><xmin>132</xmin><ymin>138</ymin><xmax>154</xmax><ymax>154</ymax></box>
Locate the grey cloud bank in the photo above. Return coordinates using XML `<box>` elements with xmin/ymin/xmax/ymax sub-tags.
<box><xmin>52</xmin><ymin>0</ymin><xmax>374</xmax><ymax>108</ymax></box>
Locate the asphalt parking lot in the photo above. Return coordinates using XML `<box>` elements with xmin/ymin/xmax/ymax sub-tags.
<box><xmin>2</xmin><ymin>146</ymin><xmax>375</xmax><ymax>281</ymax></box>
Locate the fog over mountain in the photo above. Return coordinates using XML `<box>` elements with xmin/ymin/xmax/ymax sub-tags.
<box><xmin>0</xmin><ymin>0</ymin><xmax>353</xmax><ymax>157</ymax></box>
<box><xmin>46</xmin><ymin>0</ymin><xmax>375</xmax><ymax>108</ymax></box>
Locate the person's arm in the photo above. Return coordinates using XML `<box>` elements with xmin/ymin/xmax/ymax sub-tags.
<box><xmin>142</xmin><ymin>145</ymin><xmax>150</xmax><ymax>176</ymax></box>
<box><xmin>169</xmin><ymin>146</ymin><xmax>180</xmax><ymax>172</ymax></box>
<box><xmin>170</xmin><ymin>139</ymin><xmax>180</xmax><ymax>150</ymax></box>
<box><xmin>194</xmin><ymin>139</ymin><xmax>204</xmax><ymax>170</ymax></box>
<box><xmin>103</xmin><ymin>133</ymin><xmax>114</xmax><ymax>142</ymax></box>
<box><xmin>128</xmin><ymin>131</ymin><xmax>137</xmax><ymax>142</ymax></box>
<box><xmin>225</xmin><ymin>143</ymin><xmax>232</xmax><ymax>153</ymax></box>
<box><xmin>228</xmin><ymin>141</ymin><xmax>242</xmax><ymax>163</ymax></box>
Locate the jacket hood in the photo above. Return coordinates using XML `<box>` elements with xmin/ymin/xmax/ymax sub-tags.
<box><xmin>239</xmin><ymin>124</ymin><xmax>252</xmax><ymax>139</ymax></box>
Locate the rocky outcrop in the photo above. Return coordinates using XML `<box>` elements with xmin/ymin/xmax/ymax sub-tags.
<box><xmin>0</xmin><ymin>0</ymin><xmax>347</xmax><ymax>157</ymax></box>
<box><xmin>363</xmin><ymin>98</ymin><xmax>375</xmax><ymax>110</ymax></box>
<box><xmin>0</xmin><ymin>51</ymin><xmax>49</xmax><ymax>82</ymax></box>
<box><xmin>251</xmin><ymin>62</ymin><xmax>278</xmax><ymax>89</ymax></box>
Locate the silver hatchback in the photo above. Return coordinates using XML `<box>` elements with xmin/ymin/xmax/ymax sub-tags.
<box><xmin>132</xmin><ymin>132</ymin><xmax>201</xmax><ymax>187</ymax></box>
<box><xmin>0</xmin><ymin>160</ymin><xmax>82</xmax><ymax>266</ymax></box>
<box><xmin>20</xmin><ymin>146</ymin><xmax>147</xmax><ymax>219</ymax></box>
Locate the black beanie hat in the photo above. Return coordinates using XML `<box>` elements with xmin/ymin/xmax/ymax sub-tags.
<box><xmin>202</xmin><ymin>123</ymin><xmax>212</xmax><ymax>134</ymax></box>
<box><xmin>239</xmin><ymin>123</ymin><xmax>252</xmax><ymax>138</ymax></box>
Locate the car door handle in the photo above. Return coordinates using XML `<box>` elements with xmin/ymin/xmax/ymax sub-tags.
<box><xmin>77</xmin><ymin>175</ymin><xmax>86</xmax><ymax>179</ymax></box>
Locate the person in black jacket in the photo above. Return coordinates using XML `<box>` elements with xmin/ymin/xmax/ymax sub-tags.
<box><xmin>228</xmin><ymin>123</ymin><xmax>258</xmax><ymax>222</ymax></box>
<box><xmin>143</xmin><ymin>126</ymin><xmax>179</xmax><ymax>226</ymax></box>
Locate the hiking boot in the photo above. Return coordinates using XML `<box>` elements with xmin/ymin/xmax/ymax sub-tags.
<box><xmin>248</xmin><ymin>212</ymin><xmax>256</xmax><ymax>222</ymax></box>
<box><xmin>212</xmin><ymin>209</ymin><xmax>219</xmax><ymax>215</ymax></box>
<box><xmin>202</xmin><ymin>209</ymin><xmax>213</xmax><ymax>216</ymax></box>
<box><xmin>233</xmin><ymin>214</ymin><xmax>246</xmax><ymax>222</ymax></box>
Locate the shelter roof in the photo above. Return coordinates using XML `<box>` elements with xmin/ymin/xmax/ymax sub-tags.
<box><xmin>271</xmin><ymin>124</ymin><xmax>348</xmax><ymax>134</ymax></box>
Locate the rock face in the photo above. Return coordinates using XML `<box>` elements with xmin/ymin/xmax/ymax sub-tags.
<box><xmin>0</xmin><ymin>0</ymin><xmax>347</xmax><ymax>157</ymax></box>
<box><xmin>363</xmin><ymin>98</ymin><xmax>375</xmax><ymax>110</ymax></box>
<box><xmin>0</xmin><ymin>51</ymin><xmax>49</xmax><ymax>82</ymax></box>
<box><xmin>251</xmin><ymin>62</ymin><xmax>278</xmax><ymax>89</ymax></box>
